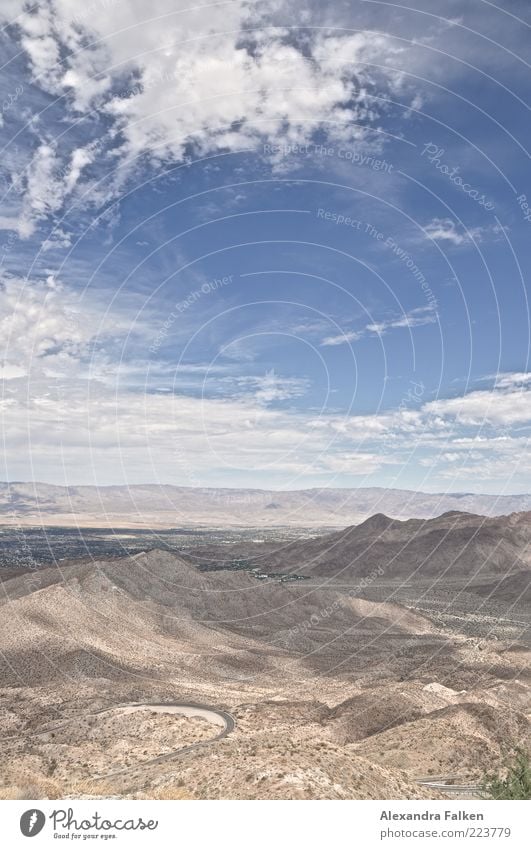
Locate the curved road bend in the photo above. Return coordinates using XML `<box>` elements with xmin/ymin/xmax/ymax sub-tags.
<box><xmin>92</xmin><ymin>701</ymin><xmax>235</xmax><ymax>779</ymax></box>
<box><xmin>7</xmin><ymin>701</ymin><xmax>235</xmax><ymax>779</ymax></box>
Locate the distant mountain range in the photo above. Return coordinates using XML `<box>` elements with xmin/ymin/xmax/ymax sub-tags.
<box><xmin>0</xmin><ymin>481</ymin><xmax>530</xmax><ymax>527</ymax></box>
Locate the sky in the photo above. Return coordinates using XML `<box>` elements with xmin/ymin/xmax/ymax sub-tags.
<box><xmin>0</xmin><ymin>0</ymin><xmax>530</xmax><ymax>493</ymax></box>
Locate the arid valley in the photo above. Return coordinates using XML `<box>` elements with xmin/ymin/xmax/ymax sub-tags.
<box><xmin>0</xmin><ymin>501</ymin><xmax>529</xmax><ymax>800</ymax></box>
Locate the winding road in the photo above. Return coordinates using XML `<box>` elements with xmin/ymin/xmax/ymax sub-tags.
<box><xmin>92</xmin><ymin>701</ymin><xmax>235</xmax><ymax>779</ymax></box>
<box><xmin>7</xmin><ymin>700</ymin><xmax>235</xmax><ymax>780</ymax></box>
<box><xmin>12</xmin><ymin>706</ymin><xmax>486</xmax><ymax>794</ymax></box>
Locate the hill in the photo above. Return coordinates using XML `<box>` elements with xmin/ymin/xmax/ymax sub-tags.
<box><xmin>251</xmin><ymin>510</ymin><xmax>531</xmax><ymax>581</ymax></box>
<box><xmin>0</xmin><ymin>548</ymin><xmax>444</xmax><ymax>686</ymax></box>
<box><xmin>0</xmin><ymin>547</ymin><xmax>528</xmax><ymax>800</ymax></box>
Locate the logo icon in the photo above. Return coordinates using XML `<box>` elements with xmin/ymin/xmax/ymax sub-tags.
<box><xmin>20</xmin><ymin>809</ymin><xmax>46</xmax><ymax>837</ymax></box>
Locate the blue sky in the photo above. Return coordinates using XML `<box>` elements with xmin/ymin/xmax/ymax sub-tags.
<box><xmin>0</xmin><ymin>0</ymin><xmax>531</xmax><ymax>492</ymax></box>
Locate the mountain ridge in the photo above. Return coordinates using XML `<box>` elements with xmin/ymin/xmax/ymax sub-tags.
<box><xmin>1</xmin><ymin>482</ymin><xmax>530</xmax><ymax>527</ymax></box>
<box><xmin>248</xmin><ymin>509</ymin><xmax>531</xmax><ymax>580</ymax></box>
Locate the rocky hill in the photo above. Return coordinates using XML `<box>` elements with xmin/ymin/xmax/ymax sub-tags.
<box><xmin>0</xmin><ymin>546</ymin><xmax>528</xmax><ymax>800</ymax></box>
<box><xmin>251</xmin><ymin>510</ymin><xmax>531</xmax><ymax>581</ymax></box>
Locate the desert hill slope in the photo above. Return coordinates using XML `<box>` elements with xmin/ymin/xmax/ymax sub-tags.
<box><xmin>251</xmin><ymin>510</ymin><xmax>531</xmax><ymax>581</ymax></box>
<box><xmin>0</xmin><ymin>548</ymin><xmax>448</xmax><ymax>686</ymax></box>
<box><xmin>0</xmin><ymin>546</ymin><xmax>529</xmax><ymax>799</ymax></box>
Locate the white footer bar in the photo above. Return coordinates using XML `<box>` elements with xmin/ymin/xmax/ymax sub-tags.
<box><xmin>2</xmin><ymin>799</ymin><xmax>528</xmax><ymax>848</ymax></box>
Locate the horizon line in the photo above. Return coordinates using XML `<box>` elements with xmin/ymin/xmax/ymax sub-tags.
<box><xmin>0</xmin><ymin>481</ymin><xmax>529</xmax><ymax>498</ymax></box>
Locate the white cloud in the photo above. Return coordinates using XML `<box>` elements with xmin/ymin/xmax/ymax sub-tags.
<box><xmin>100</xmin><ymin>25</ymin><xmax>401</xmax><ymax>163</ymax></box>
<box><xmin>18</xmin><ymin>144</ymin><xmax>63</xmax><ymax>237</ymax></box>
<box><xmin>320</xmin><ymin>305</ymin><xmax>437</xmax><ymax>346</ymax></box>
<box><xmin>0</xmin><ymin>0</ymin><xmax>420</xmax><ymax>236</ymax></box>
<box><xmin>319</xmin><ymin>451</ymin><xmax>394</xmax><ymax>475</ymax></box>
<box><xmin>422</xmin><ymin>217</ymin><xmax>503</xmax><ymax>247</ymax></box>
<box><xmin>425</xmin><ymin>385</ymin><xmax>531</xmax><ymax>427</ymax></box>
<box><xmin>366</xmin><ymin>305</ymin><xmax>437</xmax><ymax>334</ymax></box>
<box><xmin>6</xmin><ymin>140</ymin><xmax>98</xmax><ymax>238</ymax></box>
<box><xmin>0</xmin><ymin>273</ymin><xmax>152</xmax><ymax>380</ymax></box>
<box><xmin>492</xmin><ymin>372</ymin><xmax>531</xmax><ymax>389</ymax></box>
<box><xmin>0</xmin><ymin>291</ymin><xmax>530</xmax><ymax>485</ymax></box>
<box><xmin>0</xmin><ymin>377</ymin><xmax>330</xmax><ymax>481</ymax></box>
<box><xmin>423</xmin><ymin>217</ymin><xmax>477</xmax><ymax>246</ymax></box>
<box><xmin>1</xmin><ymin>271</ymin><xmax>529</xmax><ymax>485</ymax></box>
<box><xmin>0</xmin><ymin>215</ymin><xmax>26</xmax><ymax>236</ymax></box>
<box><xmin>228</xmin><ymin>370</ymin><xmax>310</xmax><ymax>404</ymax></box>
<box><xmin>63</xmin><ymin>146</ymin><xmax>95</xmax><ymax>194</ymax></box>
<box><xmin>41</xmin><ymin>227</ymin><xmax>73</xmax><ymax>252</ymax></box>
<box><xmin>320</xmin><ymin>330</ymin><xmax>362</xmax><ymax>347</ymax></box>
<box><xmin>0</xmin><ymin>364</ymin><xmax>26</xmax><ymax>380</ymax></box>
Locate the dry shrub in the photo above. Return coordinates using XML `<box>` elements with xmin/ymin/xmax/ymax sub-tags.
<box><xmin>0</xmin><ymin>776</ymin><xmax>61</xmax><ymax>799</ymax></box>
<box><xmin>69</xmin><ymin>778</ymin><xmax>118</xmax><ymax>796</ymax></box>
<box><xmin>0</xmin><ymin>787</ymin><xmax>22</xmax><ymax>800</ymax></box>
<box><xmin>146</xmin><ymin>786</ymin><xmax>195</xmax><ymax>800</ymax></box>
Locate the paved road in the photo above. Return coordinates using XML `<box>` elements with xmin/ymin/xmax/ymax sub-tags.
<box><xmin>6</xmin><ymin>700</ymin><xmax>235</xmax><ymax>779</ymax></box>
<box><xmin>92</xmin><ymin>701</ymin><xmax>235</xmax><ymax>779</ymax></box>
<box><xmin>7</xmin><ymin>700</ymin><xmax>234</xmax><ymax>739</ymax></box>
<box><xmin>416</xmin><ymin>776</ymin><xmax>484</xmax><ymax>797</ymax></box>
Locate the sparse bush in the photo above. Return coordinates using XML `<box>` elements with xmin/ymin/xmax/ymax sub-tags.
<box><xmin>482</xmin><ymin>749</ymin><xmax>531</xmax><ymax>800</ymax></box>
<box><xmin>70</xmin><ymin>778</ymin><xmax>111</xmax><ymax>795</ymax></box>
<box><xmin>16</xmin><ymin>784</ymin><xmax>44</xmax><ymax>799</ymax></box>
<box><xmin>144</xmin><ymin>786</ymin><xmax>194</xmax><ymax>800</ymax></box>
<box><xmin>1</xmin><ymin>779</ymin><xmax>61</xmax><ymax>799</ymax></box>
